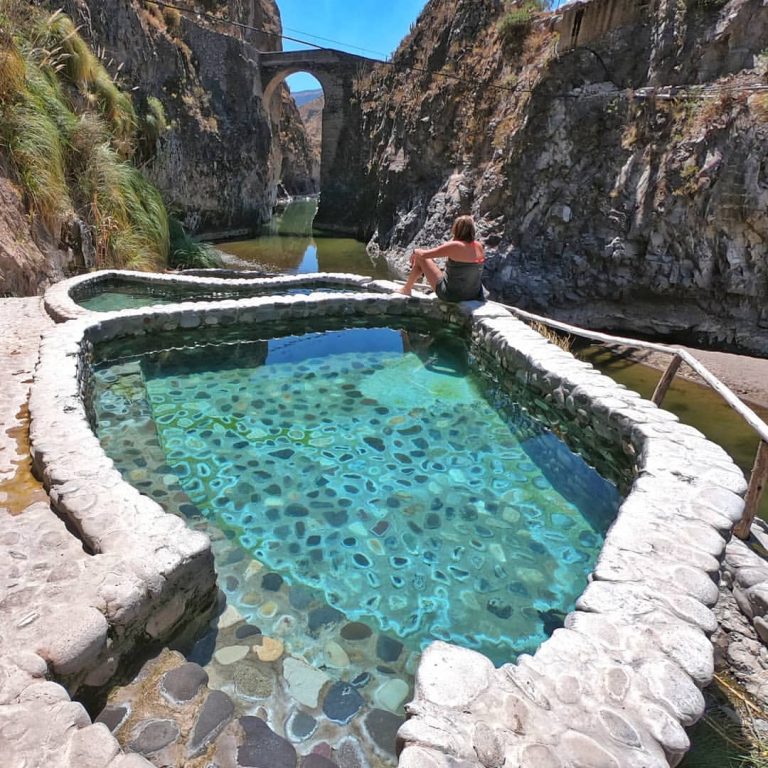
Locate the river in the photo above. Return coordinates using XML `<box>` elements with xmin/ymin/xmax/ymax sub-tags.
<box><xmin>215</xmin><ymin>199</ymin><xmax>395</xmax><ymax>279</ymax></box>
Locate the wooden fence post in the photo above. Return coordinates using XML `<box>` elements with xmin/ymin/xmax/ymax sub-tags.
<box><xmin>734</xmin><ymin>440</ymin><xmax>768</xmax><ymax>540</ymax></box>
<box><xmin>652</xmin><ymin>353</ymin><xmax>683</xmax><ymax>406</ymax></box>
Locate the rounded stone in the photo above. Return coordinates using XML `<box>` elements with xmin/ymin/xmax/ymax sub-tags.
<box><xmin>189</xmin><ymin>691</ymin><xmax>235</xmax><ymax>756</ymax></box>
<box><xmin>284</xmin><ymin>657</ymin><xmax>330</xmax><ymax>708</ymax></box>
<box><xmin>301</xmin><ymin>755</ymin><xmax>339</xmax><ymax>768</ymax></box>
<box><xmin>260</xmin><ymin>601</ymin><xmax>278</xmax><ymax>618</ymax></box>
<box><xmin>376</xmin><ymin>635</ymin><xmax>403</xmax><ymax>663</ymax></box>
<box><xmin>521</xmin><ymin>744</ymin><xmax>562</xmax><ymax>768</ymax></box>
<box><xmin>288</xmin><ymin>710</ymin><xmax>317</xmax><ymax>741</ymax></box>
<box><xmin>161</xmin><ymin>662</ymin><xmax>208</xmax><ymax>702</ymax></box>
<box><xmin>214</xmin><ymin>645</ymin><xmax>249</xmax><ymax>666</ymax></box>
<box><xmin>238</xmin><ymin>716</ymin><xmax>297</xmax><ymax>768</ymax></box>
<box><xmin>340</xmin><ymin>622</ymin><xmax>372</xmax><ymax>641</ymax></box>
<box><xmin>262</xmin><ymin>572</ymin><xmax>284</xmax><ymax>592</ymax></box>
<box><xmin>95</xmin><ymin>704</ymin><xmax>129</xmax><ymax>733</ymax></box>
<box><xmin>374</xmin><ymin>678</ymin><xmax>410</xmax><ymax>712</ymax></box>
<box><xmin>128</xmin><ymin>719</ymin><xmax>180</xmax><ymax>755</ymax></box>
<box><xmin>235</xmin><ymin>624</ymin><xmax>263</xmax><ymax>640</ymax></box>
<box><xmin>308</xmin><ymin>606</ymin><xmax>344</xmax><ymax>633</ymax></box>
<box><xmin>289</xmin><ymin>585</ymin><xmax>314</xmax><ymax>610</ymax></box>
<box><xmin>254</xmin><ymin>636</ymin><xmax>284</xmax><ymax>662</ymax></box>
<box><xmin>324</xmin><ymin>641</ymin><xmax>350</xmax><ymax>669</ymax></box>
<box><xmin>364</xmin><ymin>708</ymin><xmax>404</xmax><ymax>756</ymax></box>
<box><xmin>323</xmin><ymin>682</ymin><xmax>364</xmax><ymax>724</ymax></box>
<box><xmin>216</xmin><ymin>604</ymin><xmax>244</xmax><ymax>630</ymax></box>
<box><xmin>233</xmin><ymin>661</ymin><xmax>275</xmax><ymax>700</ymax></box>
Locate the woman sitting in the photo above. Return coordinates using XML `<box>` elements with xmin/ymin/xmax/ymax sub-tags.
<box><xmin>399</xmin><ymin>215</ymin><xmax>485</xmax><ymax>302</ymax></box>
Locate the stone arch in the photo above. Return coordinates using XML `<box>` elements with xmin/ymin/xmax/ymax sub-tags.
<box><xmin>259</xmin><ymin>50</ymin><xmax>376</xmax><ymax>236</ymax></box>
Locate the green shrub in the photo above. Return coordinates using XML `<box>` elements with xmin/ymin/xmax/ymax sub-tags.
<box><xmin>41</xmin><ymin>11</ymin><xmax>99</xmax><ymax>86</ymax></box>
<box><xmin>137</xmin><ymin>95</ymin><xmax>167</xmax><ymax>162</ymax></box>
<box><xmin>1</xmin><ymin>5</ymin><xmax>173</xmax><ymax>271</ymax></box>
<box><xmin>498</xmin><ymin>1</ymin><xmax>545</xmax><ymax>52</ymax></box>
<box><xmin>82</xmin><ymin>141</ymin><xmax>168</xmax><ymax>269</ymax></box>
<box><xmin>162</xmin><ymin>7</ymin><xmax>181</xmax><ymax>30</ymax></box>
<box><xmin>168</xmin><ymin>217</ymin><xmax>222</xmax><ymax>270</ymax></box>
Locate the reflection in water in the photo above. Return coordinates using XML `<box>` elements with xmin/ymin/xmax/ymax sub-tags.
<box><xmin>216</xmin><ymin>199</ymin><xmax>395</xmax><ymax>280</ymax></box>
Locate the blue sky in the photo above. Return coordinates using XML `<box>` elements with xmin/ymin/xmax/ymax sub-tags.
<box><xmin>277</xmin><ymin>0</ymin><xmax>427</xmax><ymax>92</ymax></box>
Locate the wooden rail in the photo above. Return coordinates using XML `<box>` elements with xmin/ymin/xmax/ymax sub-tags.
<box><xmin>490</xmin><ymin>302</ymin><xmax>768</xmax><ymax>540</ymax></box>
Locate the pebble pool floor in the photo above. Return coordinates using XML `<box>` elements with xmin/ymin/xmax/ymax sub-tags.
<box><xmin>90</xmin><ymin>323</ymin><xmax>621</xmax><ymax>766</ymax></box>
<box><xmin>77</xmin><ymin>283</ymin><xmax>361</xmax><ymax>312</ymax></box>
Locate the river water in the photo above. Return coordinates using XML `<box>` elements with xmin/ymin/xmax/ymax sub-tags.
<box><xmin>216</xmin><ymin>199</ymin><xmax>395</xmax><ymax>280</ymax></box>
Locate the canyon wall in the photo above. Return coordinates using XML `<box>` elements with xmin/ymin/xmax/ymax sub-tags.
<box><xmin>360</xmin><ymin>0</ymin><xmax>768</xmax><ymax>355</ymax></box>
<box><xmin>46</xmin><ymin>0</ymin><xmax>313</xmax><ymax>238</ymax></box>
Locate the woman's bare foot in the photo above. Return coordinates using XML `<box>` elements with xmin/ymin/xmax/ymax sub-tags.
<box><xmin>398</xmin><ymin>286</ymin><xmax>412</xmax><ymax>295</ymax></box>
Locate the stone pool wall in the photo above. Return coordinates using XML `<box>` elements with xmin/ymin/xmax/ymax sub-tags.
<box><xmin>44</xmin><ymin>269</ymin><xmax>398</xmax><ymax>323</ymax></box>
<box><xmin>26</xmin><ymin>290</ymin><xmax>747</xmax><ymax>767</ymax></box>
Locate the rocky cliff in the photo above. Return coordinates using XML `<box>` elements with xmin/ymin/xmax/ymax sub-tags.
<box><xmin>47</xmin><ymin>0</ymin><xmax>314</xmax><ymax>238</ymax></box>
<box><xmin>298</xmin><ymin>93</ymin><xmax>323</xmax><ymax>189</ymax></box>
<box><xmin>360</xmin><ymin>0</ymin><xmax>768</xmax><ymax>355</ymax></box>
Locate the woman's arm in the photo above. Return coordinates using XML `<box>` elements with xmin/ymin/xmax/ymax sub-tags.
<box><xmin>413</xmin><ymin>242</ymin><xmax>459</xmax><ymax>261</ymax></box>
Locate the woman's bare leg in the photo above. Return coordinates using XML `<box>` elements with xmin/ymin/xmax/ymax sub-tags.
<box><xmin>400</xmin><ymin>254</ymin><xmax>443</xmax><ymax>295</ymax></box>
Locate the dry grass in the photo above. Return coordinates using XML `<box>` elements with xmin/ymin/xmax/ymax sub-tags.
<box><xmin>748</xmin><ymin>92</ymin><xmax>768</xmax><ymax>122</ymax></box>
<box><xmin>530</xmin><ymin>320</ymin><xmax>573</xmax><ymax>351</ymax></box>
<box><xmin>0</xmin><ymin>5</ymin><xmax>171</xmax><ymax>269</ymax></box>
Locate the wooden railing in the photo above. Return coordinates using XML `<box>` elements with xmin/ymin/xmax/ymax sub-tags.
<box><xmin>488</xmin><ymin>301</ymin><xmax>768</xmax><ymax>540</ymax></box>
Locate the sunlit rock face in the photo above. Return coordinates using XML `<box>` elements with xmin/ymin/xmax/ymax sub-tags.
<box><xmin>45</xmin><ymin>0</ymin><xmax>314</xmax><ymax>239</ymax></box>
<box><xmin>358</xmin><ymin>0</ymin><xmax>768</xmax><ymax>355</ymax></box>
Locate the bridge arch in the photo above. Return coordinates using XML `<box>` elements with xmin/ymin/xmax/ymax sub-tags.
<box><xmin>259</xmin><ymin>49</ymin><xmax>376</xmax><ymax>236</ymax></box>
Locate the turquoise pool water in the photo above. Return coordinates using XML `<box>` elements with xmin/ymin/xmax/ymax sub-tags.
<box><xmin>91</xmin><ymin>323</ymin><xmax>620</xmax><ymax>664</ymax></box>
<box><xmin>76</xmin><ymin>279</ymin><xmax>366</xmax><ymax>313</ymax></box>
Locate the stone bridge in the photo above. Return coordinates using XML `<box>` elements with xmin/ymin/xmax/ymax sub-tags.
<box><xmin>259</xmin><ymin>49</ymin><xmax>378</xmax><ymax>236</ymax></box>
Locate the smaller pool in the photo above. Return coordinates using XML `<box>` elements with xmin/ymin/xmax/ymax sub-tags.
<box><xmin>73</xmin><ymin>277</ymin><xmax>377</xmax><ymax>313</ymax></box>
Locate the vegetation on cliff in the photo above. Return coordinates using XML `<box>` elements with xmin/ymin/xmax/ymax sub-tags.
<box><xmin>0</xmin><ymin>2</ymin><xmax>214</xmax><ymax>272</ymax></box>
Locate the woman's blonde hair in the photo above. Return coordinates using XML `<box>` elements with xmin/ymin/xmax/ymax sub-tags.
<box><xmin>451</xmin><ymin>215</ymin><xmax>476</xmax><ymax>243</ymax></box>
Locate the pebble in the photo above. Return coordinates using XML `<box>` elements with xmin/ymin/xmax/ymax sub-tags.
<box><xmin>216</xmin><ymin>604</ymin><xmax>244</xmax><ymax>630</ymax></box>
<box><xmin>376</xmin><ymin>635</ymin><xmax>403</xmax><ymax>663</ymax></box>
<box><xmin>322</xmin><ymin>682</ymin><xmax>364</xmax><ymax>724</ymax></box>
<box><xmin>128</xmin><ymin>719</ymin><xmax>180</xmax><ymax>755</ymax></box>
<box><xmin>374</xmin><ymin>678</ymin><xmax>410</xmax><ymax>712</ymax></box>
<box><xmin>324</xmin><ymin>641</ymin><xmax>350</xmax><ymax>669</ymax></box>
<box><xmin>254</xmin><ymin>636</ymin><xmax>284</xmax><ymax>662</ymax></box>
<box><xmin>238</xmin><ymin>716</ymin><xmax>297</xmax><ymax>768</ymax></box>
<box><xmin>235</xmin><ymin>623</ymin><xmax>262</xmax><ymax>640</ymax></box>
<box><xmin>233</xmin><ymin>660</ymin><xmax>275</xmax><ymax>700</ymax></box>
<box><xmin>284</xmin><ymin>657</ymin><xmax>330</xmax><ymax>708</ymax></box>
<box><xmin>95</xmin><ymin>704</ymin><xmax>128</xmax><ymax>733</ymax></box>
<box><xmin>364</xmin><ymin>708</ymin><xmax>405</xmax><ymax>756</ymax></box>
<box><xmin>259</xmin><ymin>601</ymin><xmax>278</xmax><ymax>618</ymax></box>
<box><xmin>262</xmin><ymin>572</ymin><xmax>284</xmax><ymax>591</ymax></box>
<box><xmin>341</xmin><ymin>622</ymin><xmax>373</xmax><ymax>641</ymax></box>
<box><xmin>188</xmin><ymin>690</ymin><xmax>234</xmax><ymax>756</ymax></box>
<box><xmin>214</xmin><ymin>645</ymin><xmax>249</xmax><ymax>665</ymax></box>
<box><xmin>302</xmin><ymin>755</ymin><xmax>339</xmax><ymax>768</ymax></box>
<box><xmin>308</xmin><ymin>605</ymin><xmax>344</xmax><ymax>633</ymax></box>
<box><xmin>161</xmin><ymin>662</ymin><xmax>208</xmax><ymax>702</ymax></box>
<box><xmin>289</xmin><ymin>584</ymin><xmax>314</xmax><ymax>609</ymax></box>
<box><xmin>288</xmin><ymin>710</ymin><xmax>317</xmax><ymax>741</ymax></box>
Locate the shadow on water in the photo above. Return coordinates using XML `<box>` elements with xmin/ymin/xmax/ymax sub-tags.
<box><xmin>215</xmin><ymin>199</ymin><xmax>396</xmax><ymax>279</ymax></box>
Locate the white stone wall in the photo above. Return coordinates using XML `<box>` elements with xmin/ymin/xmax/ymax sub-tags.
<box><xmin>25</xmin><ymin>290</ymin><xmax>747</xmax><ymax>767</ymax></box>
